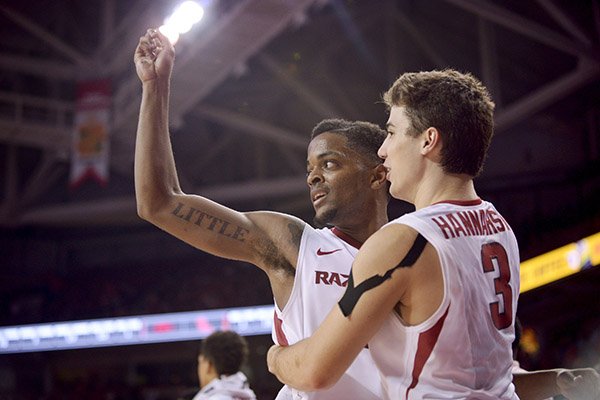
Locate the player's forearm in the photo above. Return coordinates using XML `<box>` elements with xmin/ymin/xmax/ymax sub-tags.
<box><xmin>135</xmin><ymin>79</ymin><xmax>182</xmax><ymax>219</ymax></box>
<box><xmin>267</xmin><ymin>342</ymin><xmax>338</xmax><ymax>392</ymax></box>
<box><xmin>513</xmin><ymin>369</ymin><xmax>561</xmax><ymax>400</ymax></box>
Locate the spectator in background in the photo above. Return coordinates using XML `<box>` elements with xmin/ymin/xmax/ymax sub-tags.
<box><xmin>191</xmin><ymin>330</ymin><xmax>256</xmax><ymax>400</ymax></box>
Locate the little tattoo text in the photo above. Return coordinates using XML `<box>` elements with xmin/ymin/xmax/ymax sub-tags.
<box><xmin>171</xmin><ymin>202</ymin><xmax>249</xmax><ymax>242</ymax></box>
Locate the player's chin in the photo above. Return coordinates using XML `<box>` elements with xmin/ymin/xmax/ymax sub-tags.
<box><xmin>388</xmin><ymin>182</ymin><xmax>404</xmax><ymax>201</ymax></box>
<box><xmin>313</xmin><ymin>207</ymin><xmax>337</xmax><ymax>228</ymax></box>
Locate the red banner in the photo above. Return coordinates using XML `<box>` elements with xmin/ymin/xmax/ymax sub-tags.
<box><xmin>69</xmin><ymin>80</ymin><xmax>111</xmax><ymax>188</ymax></box>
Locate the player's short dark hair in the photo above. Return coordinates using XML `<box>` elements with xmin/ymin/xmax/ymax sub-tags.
<box><xmin>383</xmin><ymin>69</ymin><xmax>495</xmax><ymax>177</ymax></box>
<box><xmin>200</xmin><ymin>330</ymin><xmax>248</xmax><ymax>375</ymax></box>
<box><xmin>311</xmin><ymin>119</ymin><xmax>387</xmax><ymax>165</ymax></box>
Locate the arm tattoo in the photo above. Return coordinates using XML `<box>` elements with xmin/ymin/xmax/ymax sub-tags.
<box><xmin>171</xmin><ymin>202</ymin><xmax>249</xmax><ymax>242</ymax></box>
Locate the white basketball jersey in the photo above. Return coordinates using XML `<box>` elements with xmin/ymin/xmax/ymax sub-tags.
<box><xmin>369</xmin><ymin>200</ymin><xmax>520</xmax><ymax>400</ymax></box>
<box><xmin>273</xmin><ymin>226</ymin><xmax>382</xmax><ymax>400</ymax></box>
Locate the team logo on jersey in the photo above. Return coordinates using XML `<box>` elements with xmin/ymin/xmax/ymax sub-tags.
<box><xmin>315</xmin><ymin>270</ymin><xmax>349</xmax><ymax>287</ymax></box>
<box><xmin>316</xmin><ymin>248</ymin><xmax>342</xmax><ymax>256</ymax></box>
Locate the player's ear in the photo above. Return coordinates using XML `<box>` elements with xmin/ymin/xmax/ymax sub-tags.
<box><xmin>205</xmin><ymin>358</ymin><xmax>217</xmax><ymax>374</ymax></box>
<box><xmin>371</xmin><ymin>164</ymin><xmax>388</xmax><ymax>189</ymax></box>
<box><xmin>421</xmin><ymin>127</ymin><xmax>441</xmax><ymax>156</ymax></box>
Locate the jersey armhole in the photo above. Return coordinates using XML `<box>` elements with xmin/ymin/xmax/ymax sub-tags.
<box><xmin>276</xmin><ymin>224</ymin><xmax>310</xmax><ymax>316</ymax></box>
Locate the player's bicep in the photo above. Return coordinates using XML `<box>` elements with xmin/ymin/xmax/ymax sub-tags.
<box><xmin>304</xmin><ymin>286</ymin><xmax>397</xmax><ymax>385</ymax></box>
<box><xmin>282</xmin><ymin>227</ymin><xmax>432</xmax><ymax>387</ymax></box>
<box><xmin>149</xmin><ymin>193</ymin><xmax>302</xmax><ymax>267</ymax></box>
<box><xmin>339</xmin><ymin>224</ymin><xmax>422</xmax><ymax>317</ymax></box>
<box><xmin>148</xmin><ymin>193</ymin><xmax>253</xmax><ymax>257</ymax></box>
<box><xmin>306</xmin><ymin>227</ymin><xmax>421</xmax><ymax>373</ymax></box>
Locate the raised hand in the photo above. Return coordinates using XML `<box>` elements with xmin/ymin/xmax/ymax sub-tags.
<box><xmin>134</xmin><ymin>28</ymin><xmax>175</xmax><ymax>83</ymax></box>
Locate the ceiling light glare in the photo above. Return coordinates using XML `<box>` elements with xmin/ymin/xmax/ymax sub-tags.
<box><xmin>165</xmin><ymin>1</ymin><xmax>204</xmax><ymax>34</ymax></box>
<box><xmin>159</xmin><ymin>24</ymin><xmax>180</xmax><ymax>45</ymax></box>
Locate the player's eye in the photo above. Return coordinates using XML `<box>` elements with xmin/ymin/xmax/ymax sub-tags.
<box><xmin>324</xmin><ymin>160</ymin><xmax>337</xmax><ymax>169</ymax></box>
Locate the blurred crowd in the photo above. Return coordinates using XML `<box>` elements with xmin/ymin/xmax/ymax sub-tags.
<box><xmin>2</xmin><ymin>257</ymin><xmax>273</xmax><ymax>326</ymax></box>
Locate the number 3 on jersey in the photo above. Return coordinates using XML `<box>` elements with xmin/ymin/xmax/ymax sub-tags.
<box><xmin>481</xmin><ymin>242</ymin><xmax>513</xmax><ymax>330</ymax></box>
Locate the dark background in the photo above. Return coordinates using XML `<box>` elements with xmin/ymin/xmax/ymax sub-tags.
<box><xmin>1</xmin><ymin>0</ymin><xmax>599</xmax><ymax>398</ymax></box>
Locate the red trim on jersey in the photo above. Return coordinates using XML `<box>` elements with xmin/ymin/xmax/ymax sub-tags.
<box><xmin>273</xmin><ymin>310</ymin><xmax>289</xmax><ymax>346</ymax></box>
<box><xmin>405</xmin><ymin>304</ymin><xmax>450</xmax><ymax>398</ymax></box>
<box><xmin>432</xmin><ymin>198</ymin><xmax>482</xmax><ymax>206</ymax></box>
<box><xmin>330</xmin><ymin>227</ymin><xmax>363</xmax><ymax>249</ymax></box>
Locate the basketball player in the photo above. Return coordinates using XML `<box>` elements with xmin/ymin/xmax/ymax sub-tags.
<box><xmin>134</xmin><ymin>28</ymin><xmax>386</xmax><ymax>400</ymax></box>
<box><xmin>192</xmin><ymin>330</ymin><xmax>257</xmax><ymax>400</ymax></box>
<box><xmin>267</xmin><ymin>70</ymin><xmax>521</xmax><ymax>399</ymax></box>
<box><xmin>135</xmin><ymin>30</ymin><xmax>599</xmax><ymax>399</ymax></box>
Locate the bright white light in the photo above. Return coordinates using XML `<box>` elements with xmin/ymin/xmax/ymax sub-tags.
<box><xmin>160</xmin><ymin>1</ymin><xmax>204</xmax><ymax>44</ymax></box>
<box><xmin>165</xmin><ymin>1</ymin><xmax>204</xmax><ymax>34</ymax></box>
<box><xmin>159</xmin><ymin>24</ymin><xmax>180</xmax><ymax>45</ymax></box>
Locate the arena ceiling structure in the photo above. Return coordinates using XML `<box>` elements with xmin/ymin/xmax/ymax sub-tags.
<box><xmin>0</xmin><ymin>0</ymin><xmax>599</xmax><ymax>332</ymax></box>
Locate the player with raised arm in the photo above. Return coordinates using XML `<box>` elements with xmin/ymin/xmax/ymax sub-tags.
<box><xmin>134</xmin><ymin>28</ymin><xmax>386</xmax><ymax>400</ymax></box>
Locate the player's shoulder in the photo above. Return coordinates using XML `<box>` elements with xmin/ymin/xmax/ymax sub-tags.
<box><xmin>349</xmin><ymin>222</ymin><xmax>430</xmax><ymax>299</ymax></box>
<box><xmin>244</xmin><ymin>210</ymin><xmax>307</xmax><ymax>240</ymax></box>
<box><xmin>245</xmin><ymin>210</ymin><xmax>307</xmax><ymax>227</ymax></box>
<box><xmin>356</xmin><ymin>223</ymin><xmax>422</xmax><ymax>270</ymax></box>
<box><xmin>372</xmin><ymin>221</ymin><xmax>419</xmax><ymax>244</ymax></box>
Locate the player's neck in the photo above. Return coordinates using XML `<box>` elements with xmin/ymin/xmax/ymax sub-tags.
<box><xmin>413</xmin><ymin>173</ymin><xmax>477</xmax><ymax>210</ymax></box>
<box><xmin>334</xmin><ymin>209</ymin><xmax>388</xmax><ymax>244</ymax></box>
